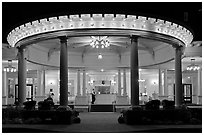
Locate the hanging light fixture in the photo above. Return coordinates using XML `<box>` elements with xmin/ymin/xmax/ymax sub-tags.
<box><xmin>98</xmin><ymin>53</ymin><xmax>103</xmax><ymax>59</ymax></box>
<box><xmin>186</xmin><ymin>59</ymin><xmax>200</xmax><ymax>71</ymax></box>
<box><xmin>90</xmin><ymin>36</ymin><xmax>110</xmax><ymax>48</ymax></box>
<box><xmin>4</xmin><ymin>60</ymin><xmax>17</xmax><ymax>72</ymax></box>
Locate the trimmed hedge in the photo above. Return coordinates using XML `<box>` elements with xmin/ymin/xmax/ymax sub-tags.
<box><xmin>3</xmin><ymin>107</ymin><xmax>80</xmax><ymax>124</ymax></box>
<box><xmin>122</xmin><ymin>108</ymin><xmax>192</xmax><ymax>125</ymax></box>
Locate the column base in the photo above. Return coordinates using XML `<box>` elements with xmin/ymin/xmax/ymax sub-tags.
<box><xmin>35</xmin><ymin>96</ymin><xmax>47</xmax><ymax>103</ymax></box>
<box><xmin>198</xmin><ymin>96</ymin><xmax>202</xmax><ymax>104</ymax></box>
<box><xmin>116</xmin><ymin>95</ymin><xmax>129</xmax><ymax>105</ymax></box>
<box><xmin>158</xmin><ymin>96</ymin><xmax>169</xmax><ymax>101</ymax></box>
<box><xmin>75</xmin><ymin>96</ymin><xmax>88</xmax><ymax>105</ymax></box>
<box><xmin>7</xmin><ymin>98</ymin><xmax>15</xmax><ymax>105</ymax></box>
<box><xmin>2</xmin><ymin>96</ymin><xmax>7</xmax><ymax>105</ymax></box>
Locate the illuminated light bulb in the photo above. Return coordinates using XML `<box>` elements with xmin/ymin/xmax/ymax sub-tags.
<box><xmin>95</xmin><ymin>40</ymin><xmax>99</xmax><ymax>45</ymax></box>
<box><xmin>101</xmin><ymin>69</ymin><xmax>104</xmax><ymax>72</ymax></box>
<box><xmin>96</xmin><ymin>45</ymin><xmax>99</xmax><ymax>48</ymax></box>
<box><xmin>98</xmin><ymin>53</ymin><xmax>103</xmax><ymax>59</ymax></box>
<box><xmin>11</xmin><ymin>68</ymin><xmax>13</xmax><ymax>72</ymax></box>
<box><xmin>4</xmin><ymin>68</ymin><xmax>6</xmax><ymax>72</ymax></box>
<box><xmin>90</xmin><ymin>41</ymin><xmax>95</xmax><ymax>46</ymax></box>
<box><xmin>7</xmin><ymin>68</ymin><xmax>9</xmax><ymax>72</ymax></box>
<box><xmin>101</xmin><ymin>45</ymin><xmax>104</xmax><ymax>48</ymax></box>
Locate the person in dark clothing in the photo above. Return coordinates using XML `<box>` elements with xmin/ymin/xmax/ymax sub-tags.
<box><xmin>91</xmin><ymin>89</ymin><xmax>96</xmax><ymax>104</ymax></box>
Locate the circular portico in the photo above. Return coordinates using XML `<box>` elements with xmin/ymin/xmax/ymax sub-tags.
<box><xmin>7</xmin><ymin>14</ymin><xmax>193</xmax><ymax>107</ymax></box>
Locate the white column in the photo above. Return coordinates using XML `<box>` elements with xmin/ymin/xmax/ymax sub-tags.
<box><xmin>18</xmin><ymin>47</ymin><xmax>27</xmax><ymax>106</ymax></box>
<box><xmin>59</xmin><ymin>36</ymin><xmax>68</xmax><ymax>106</ymax></box>
<box><xmin>118</xmin><ymin>69</ymin><xmax>121</xmax><ymax>95</ymax></box>
<box><xmin>158</xmin><ymin>69</ymin><xmax>163</xmax><ymax>97</ymax></box>
<box><xmin>164</xmin><ymin>69</ymin><xmax>168</xmax><ymax>97</ymax></box>
<box><xmin>123</xmin><ymin>68</ymin><xmax>127</xmax><ymax>95</ymax></box>
<box><xmin>82</xmin><ymin>69</ymin><xmax>86</xmax><ymax>96</ymax></box>
<box><xmin>198</xmin><ymin>68</ymin><xmax>202</xmax><ymax>104</ymax></box>
<box><xmin>191</xmin><ymin>75</ymin><xmax>198</xmax><ymax>104</ymax></box>
<box><xmin>2</xmin><ymin>71</ymin><xmax>7</xmax><ymax>105</ymax></box>
<box><xmin>41</xmin><ymin>69</ymin><xmax>46</xmax><ymax>96</ymax></box>
<box><xmin>77</xmin><ymin>69</ymin><xmax>81</xmax><ymax>96</ymax></box>
<box><xmin>37</xmin><ymin>70</ymin><xmax>42</xmax><ymax>96</ymax></box>
<box><xmin>175</xmin><ymin>47</ymin><xmax>183</xmax><ymax>107</ymax></box>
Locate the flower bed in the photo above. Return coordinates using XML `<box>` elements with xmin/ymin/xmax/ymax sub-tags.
<box><xmin>2</xmin><ymin>104</ymin><xmax>80</xmax><ymax>124</ymax></box>
<box><xmin>118</xmin><ymin>100</ymin><xmax>202</xmax><ymax>125</ymax></box>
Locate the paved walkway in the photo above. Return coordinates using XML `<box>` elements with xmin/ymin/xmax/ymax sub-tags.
<box><xmin>2</xmin><ymin>112</ymin><xmax>202</xmax><ymax>133</ymax></box>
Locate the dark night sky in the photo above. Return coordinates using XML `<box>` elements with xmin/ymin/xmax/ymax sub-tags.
<box><xmin>2</xmin><ymin>2</ymin><xmax>202</xmax><ymax>44</ymax></box>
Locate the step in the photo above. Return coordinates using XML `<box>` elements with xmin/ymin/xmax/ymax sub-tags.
<box><xmin>90</xmin><ymin>104</ymin><xmax>114</xmax><ymax>112</ymax></box>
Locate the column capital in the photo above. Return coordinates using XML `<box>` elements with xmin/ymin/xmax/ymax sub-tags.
<box><xmin>130</xmin><ymin>35</ymin><xmax>139</xmax><ymax>43</ymax></box>
<box><xmin>59</xmin><ymin>36</ymin><xmax>68</xmax><ymax>43</ymax></box>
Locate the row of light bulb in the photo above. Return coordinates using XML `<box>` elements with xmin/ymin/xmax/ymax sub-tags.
<box><xmin>186</xmin><ymin>66</ymin><xmax>200</xmax><ymax>71</ymax></box>
<box><xmin>3</xmin><ymin>67</ymin><xmax>17</xmax><ymax>72</ymax></box>
<box><xmin>3</xmin><ymin>68</ymin><xmax>30</xmax><ymax>72</ymax></box>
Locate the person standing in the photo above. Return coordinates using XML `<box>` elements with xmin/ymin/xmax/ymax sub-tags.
<box><xmin>91</xmin><ymin>89</ymin><xmax>96</xmax><ymax>104</ymax></box>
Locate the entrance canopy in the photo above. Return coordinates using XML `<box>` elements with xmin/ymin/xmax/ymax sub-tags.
<box><xmin>6</xmin><ymin>14</ymin><xmax>193</xmax><ymax>68</ymax></box>
<box><xmin>7</xmin><ymin>14</ymin><xmax>193</xmax><ymax>47</ymax></box>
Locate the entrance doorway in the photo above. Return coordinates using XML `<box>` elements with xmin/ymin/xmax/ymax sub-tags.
<box><xmin>15</xmin><ymin>84</ymin><xmax>34</xmax><ymax>102</ymax></box>
<box><xmin>174</xmin><ymin>84</ymin><xmax>192</xmax><ymax>104</ymax></box>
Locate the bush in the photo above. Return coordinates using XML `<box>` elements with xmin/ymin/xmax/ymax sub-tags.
<box><xmin>145</xmin><ymin>100</ymin><xmax>160</xmax><ymax>110</ymax></box>
<box><xmin>122</xmin><ymin>108</ymin><xmax>192</xmax><ymax>125</ymax></box>
<box><xmin>38</xmin><ymin>100</ymin><xmax>54</xmax><ymax>110</ymax></box>
<box><xmin>73</xmin><ymin>117</ymin><xmax>81</xmax><ymax>123</ymax></box>
<box><xmin>118</xmin><ymin>115</ymin><xmax>125</xmax><ymax>124</ymax></box>
<box><xmin>162</xmin><ymin>100</ymin><xmax>175</xmax><ymax>109</ymax></box>
<box><xmin>23</xmin><ymin>101</ymin><xmax>36</xmax><ymax>110</ymax></box>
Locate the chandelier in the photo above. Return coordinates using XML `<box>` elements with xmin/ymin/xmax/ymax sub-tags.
<box><xmin>186</xmin><ymin>59</ymin><xmax>200</xmax><ymax>71</ymax></box>
<box><xmin>90</xmin><ymin>36</ymin><xmax>110</xmax><ymax>48</ymax></box>
<box><xmin>4</xmin><ymin>60</ymin><xmax>17</xmax><ymax>72</ymax></box>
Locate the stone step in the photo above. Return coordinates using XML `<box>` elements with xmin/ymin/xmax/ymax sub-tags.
<box><xmin>90</xmin><ymin>104</ymin><xmax>114</xmax><ymax>112</ymax></box>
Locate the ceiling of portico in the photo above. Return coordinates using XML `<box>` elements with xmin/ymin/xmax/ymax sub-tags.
<box><xmin>33</xmin><ymin>36</ymin><xmax>170</xmax><ymax>55</ymax></box>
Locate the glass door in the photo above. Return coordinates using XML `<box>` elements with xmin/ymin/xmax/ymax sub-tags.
<box><xmin>183</xmin><ymin>84</ymin><xmax>192</xmax><ymax>104</ymax></box>
<box><xmin>15</xmin><ymin>84</ymin><xmax>34</xmax><ymax>101</ymax></box>
<box><xmin>173</xmin><ymin>83</ymin><xmax>192</xmax><ymax>104</ymax></box>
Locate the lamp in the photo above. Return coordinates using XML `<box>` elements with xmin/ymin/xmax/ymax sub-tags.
<box><xmin>98</xmin><ymin>53</ymin><xmax>103</xmax><ymax>59</ymax></box>
<box><xmin>3</xmin><ymin>60</ymin><xmax>17</xmax><ymax>72</ymax></box>
<box><xmin>186</xmin><ymin>59</ymin><xmax>200</xmax><ymax>71</ymax></box>
<box><xmin>90</xmin><ymin>36</ymin><xmax>110</xmax><ymax>48</ymax></box>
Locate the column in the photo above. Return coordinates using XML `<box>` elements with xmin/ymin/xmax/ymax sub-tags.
<box><xmin>130</xmin><ymin>36</ymin><xmax>139</xmax><ymax>106</ymax></box>
<box><xmin>41</xmin><ymin>69</ymin><xmax>46</xmax><ymax>96</ymax></box>
<box><xmin>77</xmin><ymin>69</ymin><xmax>81</xmax><ymax>96</ymax></box>
<box><xmin>118</xmin><ymin>69</ymin><xmax>121</xmax><ymax>95</ymax></box>
<box><xmin>197</xmin><ymin>68</ymin><xmax>202</xmax><ymax>104</ymax></box>
<box><xmin>37</xmin><ymin>70</ymin><xmax>42</xmax><ymax>97</ymax></box>
<box><xmin>2</xmin><ymin>71</ymin><xmax>7</xmax><ymax>105</ymax></box>
<box><xmin>18</xmin><ymin>47</ymin><xmax>27</xmax><ymax>106</ymax></box>
<box><xmin>82</xmin><ymin>69</ymin><xmax>86</xmax><ymax>96</ymax></box>
<box><xmin>163</xmin><ymin>69</ymin><xmax>168</xmax><ymax>98</ymax></box>
<box><xmin>175</xmin><ymin>47</ymin><xmax>183</xmax><ymax>107</ymax></box>
<box><xmin>123</xmin><ymin>68</ymin><xmax>127</xmax><ymax>95</ymax></box>
<box><xmin>191</xmin><ymin>76</ymin><xmax>198</xmax><ymax>104</ymax></box>
<box><xmin>59</xmin><ymin>36</ymin><xmax>68</xmax><ymax>106</ymax></box>
<box><xmin>158</xmin><ymin>69</ymin><xmax>163</xmax><ymax>97</ymax></box>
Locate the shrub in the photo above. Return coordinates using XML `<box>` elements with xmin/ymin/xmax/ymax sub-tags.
<box><xmin>162</xmin><ymin>100</ymin><xmax>175</xmax><ymax>109</ymax></box>
<box><xmin>145</xmin><ymin>100</ymin><xmax>160</xmax><ymax>110</ymax></box>
<box><xmin>122</xmin><ymin>108</ymin><xmax>192</xmax><ymax>125</ymax></box>
<box><xmin>118</xmin><ymin>115</ymin><xmax>125</xmax><ymax>124</ymax></box>
<box><xmin>38</xmin><ymin>100</ymin><xmax>54</xmax><ymax>110</ymax></box>
<box><xmin>23</xmin><ymin>101</ymin><xmax>36</xmax><ymax>110</ymax></box>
